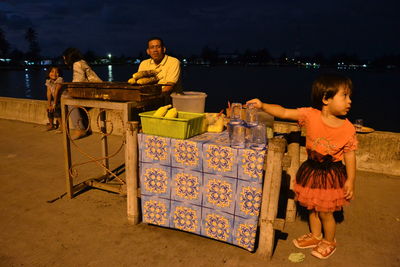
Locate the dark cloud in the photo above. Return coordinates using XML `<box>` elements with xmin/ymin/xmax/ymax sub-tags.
<box><xmin>0</xmin><ymin>0</ymin><xmax>399</xmax><ymax>58</ymax></box>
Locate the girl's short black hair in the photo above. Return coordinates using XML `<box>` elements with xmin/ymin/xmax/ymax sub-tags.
<box><xmin>311</xmin><ymin>73</ymin><xmax>353</xmax><ymax>110</ymax></box>
<box><xmin>62</xmin><ymin>47</ymin><xmax>83</xmax><ymax>68</ymax></box>
<box><xmin>46</xmin><ymin>66</ymin><xmax>63</xmax><ymax>79</ymax></box>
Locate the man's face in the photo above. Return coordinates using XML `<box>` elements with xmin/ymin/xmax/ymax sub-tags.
<box><xmin>146</xmin><ymin>39</ymin><xmax>166</xmax><ymax>63</ymax></box>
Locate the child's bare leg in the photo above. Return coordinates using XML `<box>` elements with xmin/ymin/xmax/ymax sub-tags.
<box><xmin>47</xmin><ymin>117</ymin><xmax>54</xmax><ymax>129</ymax></box>
<box><xmin>57</xmin><ymin>118</ymin><xmax>63</xmax><ymax>131</ymax></box>
<box><xmin>319</xmin><ymin>211</ymin><xmax>336</xmax><ymax>242</ymax></box>
<box><xmin>309</xmin><ymin>210</ymin><xmax>322</xmax><ymax>237</ymax></box>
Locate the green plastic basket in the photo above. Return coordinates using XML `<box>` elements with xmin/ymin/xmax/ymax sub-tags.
<box><xmin>139</xmin><ymin>110</ymin><xmax>205</xmax><ymax>139</ymax></box>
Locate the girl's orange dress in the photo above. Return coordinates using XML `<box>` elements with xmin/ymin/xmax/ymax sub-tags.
<box><xmin>294</xmin><ymin>108</ymin><xmax>358</xmax><ymax>212</ymax></box>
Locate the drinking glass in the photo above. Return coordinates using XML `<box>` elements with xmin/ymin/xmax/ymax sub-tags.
<box><xmin>230</xmin><ymin>124</ymin><xmax>246</xmax><ymax>148</ymax></box>
<box><xmin>230</xmin><ymin>103</ymin><xmax>243</xmax><ymax>124</ymax></box>
<box><xmin>250</xmin><ymin>124</ymin><xmax>267</xmax><ymax>150</ymax></box>
<box><xmin>245</xmin><ymin>103</ymin><xmax>258</xmax><ymax>126</ymax></box>
<box><xmin>354</xmin><ymin>119</ymin><xmax>363</xmax><ymax>132</ymax></box>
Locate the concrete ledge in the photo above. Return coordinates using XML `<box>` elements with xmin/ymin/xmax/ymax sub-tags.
<box><xmin>1</xmin><ymin>97</ymin><xmax>399</xmax><ymax>176</ymax></box>
<box><xmin>0</xmin><ymin>97</ymin><xmax>125</xmax><ymax>135</ymax></box>
<box><xmin>0</xmin><ymin>97</ymin><xmax>48</xmax><ymax>125</ymax></box>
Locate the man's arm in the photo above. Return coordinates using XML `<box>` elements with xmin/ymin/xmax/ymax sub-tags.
<box><xmin>161</xmin><ymin>57</ymin><xmax>180</xmax><ymax>93</ymax></box>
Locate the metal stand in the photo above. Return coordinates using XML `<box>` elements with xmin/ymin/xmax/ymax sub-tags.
<box><xmin>61</xmin><ymin>97</ymin><xmax>136</xmax><ymax>198</ymax></box>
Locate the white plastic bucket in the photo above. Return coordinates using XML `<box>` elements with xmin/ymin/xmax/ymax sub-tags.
<box><xmin>170</xmin><ymin>91</ymin><xmax>207</xmax><ymax>113</ymax></box>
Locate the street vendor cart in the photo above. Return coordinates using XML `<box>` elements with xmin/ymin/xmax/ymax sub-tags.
<box><xmin>60</xmin><ymin>83</ymin><xmax>301</xmax><ymax>259</ymax></box>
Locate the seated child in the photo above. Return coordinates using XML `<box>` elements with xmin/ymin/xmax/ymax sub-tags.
<box><xmin>45</xmin><ymin>66</ymin><xmax>64</xmax><ymax>131</ymax></box>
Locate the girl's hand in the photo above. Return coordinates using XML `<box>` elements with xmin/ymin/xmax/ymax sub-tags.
<box><xmin>344</xmin><ymin>180</ymin><xmax>355</xmax><ymax>200</ymax></box>
<box><xmin>246</xmin><ymin>98</ymin><xmax>263</xmax><ymax>109</ymax></box>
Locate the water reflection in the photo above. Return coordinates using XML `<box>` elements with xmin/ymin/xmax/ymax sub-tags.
<box><xmin>108</xmin><ymin>65</ymin><xmax>113</xmax><ymax>81</ymax></box>
<box><xmin>24</xmin><ymin>70</ymin><xmax>32</xmax><ymax>98</ymax></box>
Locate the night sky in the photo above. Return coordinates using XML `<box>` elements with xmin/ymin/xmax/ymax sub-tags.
<box><xmin>1</xmin><ymin>0</ymin><xmax>399</xmax><ymax>59</ymax></box>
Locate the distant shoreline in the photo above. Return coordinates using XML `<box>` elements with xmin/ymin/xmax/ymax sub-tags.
<box><xmin>0</xmin><ymin>63</ymin><xmax>398</xmax><ymax>72</ymax></box>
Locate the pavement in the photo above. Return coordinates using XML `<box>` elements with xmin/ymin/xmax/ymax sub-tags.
<box><xmin>0</xmin><ymin>119</ymin><xmax>399</xmax><ymax>267</ymax></box>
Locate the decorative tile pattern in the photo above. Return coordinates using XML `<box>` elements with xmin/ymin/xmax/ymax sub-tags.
<box><xmin>203</xmin><ymin>143</ymin><xmax>237</xmax><ymax>177</ymax></box>
<box><xmin>201</xmin><ymin>208</ymin><xmax>234</xmax><ymax>243</ymax></box>
<box><xmin>171</xmin><ymin>168</ymin><xmax>202</xmax><ymax>206</ymax></box>
<box><xmin>171</xmin><ymin>139</ymin><xmax>202</xmax><ymax>171</ymax></box>
<box><xmin>141</xmin><ymin>196</ymin><xmax>170</xmax><ymax>227</ymax></box>
<box><xmin>140</xmin><ymin>162</ymin><xmax>171</xmax><ymax>198</ymax></box>
<box><xmin>170</xmin><ymin>201</ymin><xmax>201</xmax><ymax>234</ymax></box>
<box><xmin>141</xmin><ymin>134</ymin><xmax>171</xmax><ymax>165</ymax></box>
<box><xmin>238</xmin><ymin>148</ymin><xmax>265</xmax><ymax>182</ymax></box>
<box><xmin>235</xmin><ymin>180</ymin><xmax>263</xmax><ymax>219</ymax></box>
<box><xmin>232</xmin><ymin>217</ymin><xmax>258</xmax><ymax>251</ymax></box>
<box><xmin>203</xmin><ymin>174</ymin><xmax>236</xmax><ymax>214</ymax></box>
<box><xmin>138</xmin><ymin>132</ymin><xmax>267</xmax><ymax>252</ymax></box>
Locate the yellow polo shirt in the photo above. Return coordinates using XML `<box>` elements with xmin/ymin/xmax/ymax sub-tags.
<box><xmin>138</xmin><ymin>55</ymin><xmax>182</xmax><ymax>92</ymax></box>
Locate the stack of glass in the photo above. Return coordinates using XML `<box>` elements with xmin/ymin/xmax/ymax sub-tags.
<box><xmin>229</xmin><ymin>103</ymin><xmax>267</xmax><ymax>150</ymax></box>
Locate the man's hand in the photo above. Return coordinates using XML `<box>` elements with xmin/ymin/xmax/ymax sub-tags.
<box><xmin>162</xmin><ymin>84</ymin><xmax>174</xmax><ymax>93</ymax></box>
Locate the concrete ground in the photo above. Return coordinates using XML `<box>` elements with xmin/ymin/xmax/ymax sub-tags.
<box><xmin>0</xmin><ymin>119</ymin><xmax>399</xmax><ymax>267</ymax></box>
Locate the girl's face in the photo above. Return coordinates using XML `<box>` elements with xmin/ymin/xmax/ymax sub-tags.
<box><xmin>324</xmin><ymin>86</ymin><xmax>352</xmax><ymax>116</ymax></box>
<box><xmin>49</xmin><ymin>68</ymin><xmax>60</xmax><ymax>80</ymax></box>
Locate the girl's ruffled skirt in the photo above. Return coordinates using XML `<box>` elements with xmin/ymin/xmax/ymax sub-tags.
<box><xmin>294</xmin><ymin>152</ymin><xmax>349</xmax><ymax>212</ymax></box>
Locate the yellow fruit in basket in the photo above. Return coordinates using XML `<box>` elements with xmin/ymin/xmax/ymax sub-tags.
<box><xmin>127</xmin><ymin>78</ymin><xmax>136</xmax><ymax>84</ymax></box>
<box><xmin>153</xmin><ymin>104</ymin><xmax>172</xmax><ymax>117</ymax></box>
<box><xmin>164</xmin><ymin>108</ymin><xmax>178</xmax><ymax>118</ymax></box>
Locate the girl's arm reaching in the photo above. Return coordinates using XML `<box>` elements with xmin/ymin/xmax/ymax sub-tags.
<box><xmin>246</xmin><ymin>98</ymin><xmax>299</xmax><ymax>121</ymax></box>
<box><xmin>343</xmin><ymin>150</ymin><xmax>356</xmax><ymax>200</ymax></box>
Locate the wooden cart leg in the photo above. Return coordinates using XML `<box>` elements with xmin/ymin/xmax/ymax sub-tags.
<box><xmin>285</xmin><ymin>131</ymin><xmax>301</xmax><ymax>223</ymax></box>
<box><xmin>126</xmin><ymin>121</ymin><xmax>140</xmax><ymax>225</ymax></box>
<box><xmin>99</xmin><ymin>110</ymin><xmax>109</xmax><ymax>176</ymax></box>
<box><xmin>257</xmin><ymin>138</ymin><xmax>286</xmax><ymax>259</ymax></box>
<box><xmin>61</xmin><ymin>98</ymin><xmax>73</xmax><ymax>198</ymax></box>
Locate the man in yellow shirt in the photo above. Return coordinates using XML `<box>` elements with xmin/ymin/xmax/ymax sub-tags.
<box><xmin>138</xmin><ymin>37</ymin><xmax>182</xmax><ymax>103</ymax></box>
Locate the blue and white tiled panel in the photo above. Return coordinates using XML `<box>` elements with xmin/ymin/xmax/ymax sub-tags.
<box><xmin>202</xmin><ymin>144</ymin><xmax>266</xmax><ymax>182</ymax></box>
<box><xmin>200</xmin><ymin>209</ymin><xmax>259</xmax><ymax>251</ymax></box>
<box><xmin>139</xmin><ymin>162</ymin><xmax>205</xmax><ymax>205</ymax></box>
<box><xmin>140</xmin><ymin>197</ymin><xmax>259</xmax><ymax>251</ymax></box>
<box><xmin>139</xmin><ymin>132</ymin><xmax>266</xmax><ymax>252</ymax></box>
<box><xmin>139</xmin><ymin>165</ymin><xmax>262</xmax><ymax>251</ymax></box>
<box><xmin>139</xmin><ymin>133</ymin><xmax>206</xmax><ymax>172</ymax></box>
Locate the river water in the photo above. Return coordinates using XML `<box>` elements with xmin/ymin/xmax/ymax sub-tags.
<box><xmin>0</xmin><ymin>64</ymin><xmax>399</xmax><ymax>132</ymax></box>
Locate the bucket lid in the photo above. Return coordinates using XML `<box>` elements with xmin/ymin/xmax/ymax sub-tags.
<box><xmin>171</xmin><ymin>91</ymin><xmax>207</xmax><ymax>99</ymax></box>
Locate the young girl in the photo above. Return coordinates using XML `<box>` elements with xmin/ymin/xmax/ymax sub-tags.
<box><xmin>62</xmin><ymin>47</ymin><xmax>102</xmax><ymax>140</ymax></box>
<box><xmin>247</xmin><ymin>73</ymin><xmax>357</xmax><ymax>259</ymax></box>
<box><xmin>45</xmin><ymin>66</ymin><xmax>64</xmax><ymax>131</ymax></box>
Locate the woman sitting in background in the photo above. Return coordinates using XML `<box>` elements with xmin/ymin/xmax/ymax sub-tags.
<box><xmin>62</xmin><ymin>47</ymin><xmax>102</xmax><ymax>140</ymax></box>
